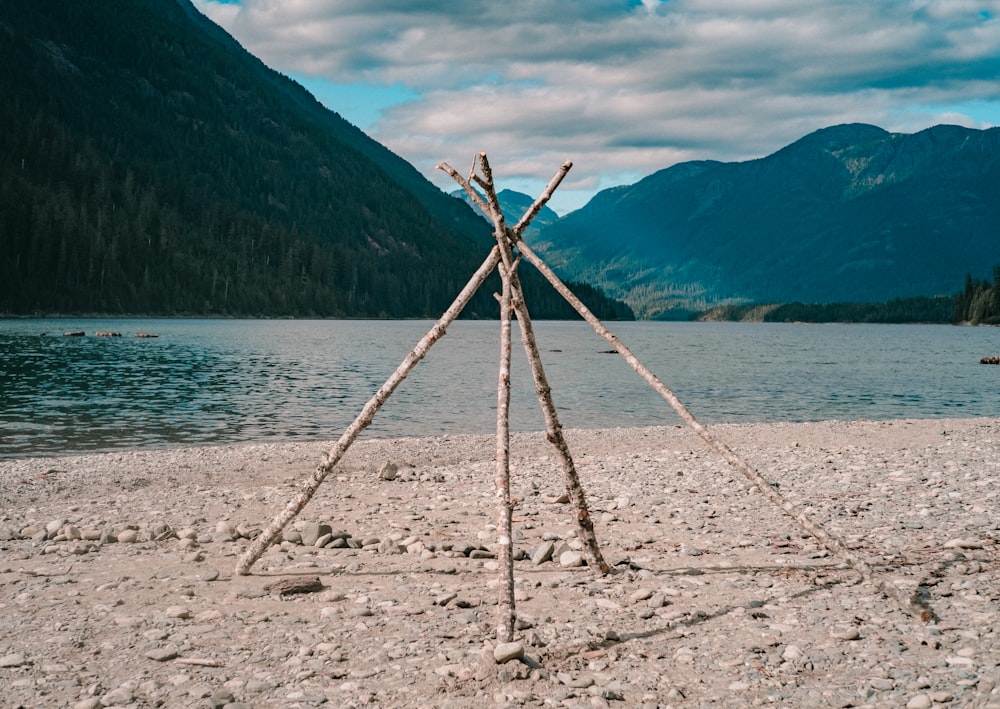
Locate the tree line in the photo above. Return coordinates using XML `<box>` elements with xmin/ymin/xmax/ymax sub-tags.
<box><xmin>697</xmin><ymin>266</ymin><xmax>1000</xmax><ymax>324</ymax></box>
<box><xmin>955</xmin><ymin>266</ymin><xmax>1000</xmax><ymax>325</ymax></box>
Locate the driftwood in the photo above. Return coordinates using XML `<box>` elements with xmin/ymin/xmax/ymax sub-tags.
<box><xmin>234</xmin><ymin>246</ymin><xmax>501</xmax><ymax>576</ymax></box>
<box><xmin>174</xmin><ymin>658</ymin><xmax>223</xmax><ymax>667</ymax></box>
<box><xmin>439</xmin><ymin>156</ymin><xmax>610</xmax><ymax>575</ymax></box>
<box><xmin>263</xmin><ymin>576</ymin><xmax>324</xmax><ymax>596</ymax></box>
<box><xmin>486</xmin><ymin>154</ymin><xmax>603</xmax><ymax>641</ymax></box>
<box><xmin>493</xmin><ymin>251</ymin><xmax>516</xmax><ymax>643</ymax></box>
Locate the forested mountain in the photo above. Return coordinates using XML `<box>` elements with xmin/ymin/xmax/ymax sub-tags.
<box><xmin>535</xmin><ymin>123</ymin><xmax>1000</xmax><ymax>319</ymax></box>
<box><xmin>453</xmin><ymin>188</ymin><xmax>561</xmax><ymax>239</ymax></box>
<box><xmin>0</xmin><ymin>0</ymin><xmax>629</xmax><ymax>320</ymax></box>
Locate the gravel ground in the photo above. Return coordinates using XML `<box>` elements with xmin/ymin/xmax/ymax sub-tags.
<box><xmin>1</xmin><ymin>418</ymin><xmax>998</xmax><ymax>708</ymax></box>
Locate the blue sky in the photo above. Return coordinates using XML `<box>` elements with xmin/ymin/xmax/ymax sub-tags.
<box><xmin>194</xmin><ymin>0</ymin><xmax>1000</xmax><ymax>215</ymax></box>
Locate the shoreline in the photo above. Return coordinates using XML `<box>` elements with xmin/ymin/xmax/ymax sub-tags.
<box><xmin>4</xmin><ymin>414</ymin><xmax>998</xmax><ymax>464</ymax></box>
<box><xmin>1</xmin><ymin>417</ymin><xmax>998</xmax><ymax>707</ymax></box>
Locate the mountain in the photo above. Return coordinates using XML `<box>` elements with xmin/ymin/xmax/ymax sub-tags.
<box><xmin>452</xmin><ymin>188</ymin><xmax>561</xmax><ymax>238</ymax></box>
<box><xmin>534</xmin><ymin>123</ymin><xmax>1000</xmax><ymax>319</ymax></box>
<box><xmin>0</xmin><ymin>0</ymin><xmax>628</xmax><ymax>320</ymax></box>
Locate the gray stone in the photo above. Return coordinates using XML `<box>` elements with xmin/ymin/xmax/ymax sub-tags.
<box><xmin>559</xmin><ymin>550</ymin><xmax>585</xmax><ymax>567</ymax></box>
<box><xmin>0</xmin><ymin>653</ymin><xmax>28</xmax><ymax>667</ymax></box>
<box><xmin>300</xmin><ymin>523</ymin><xmax>332</xmax><ymax>547</ymax></box>
<box><xmin>906</xmin><ymin>694</ymin><xmax>932</xmax><ymax>709</ymax></box>
<box><xmin>145</xmin><ymin>646</ymin><xmax>179</xmax><ymax>662</ymax></box>
<box><xmin>493</xmin><ymin>641</ymin><xmax>524</xmax><ymax>664</ymax></box>
<box><xmin>531</xmin><ymin>541</ymin><xmax>556</xmax><ymax>565</ymax></box>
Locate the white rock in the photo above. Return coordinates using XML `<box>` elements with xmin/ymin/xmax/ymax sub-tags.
<box><xmin>559</xmin><ymin>550</ymin><xmax>585</xmax><ymax>567</ymax></box>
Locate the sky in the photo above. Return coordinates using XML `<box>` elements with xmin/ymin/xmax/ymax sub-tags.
<box><xmin>192</xmin><ymin>0</ymin><xmax>1000</xmax><ymax>216</ymax></box>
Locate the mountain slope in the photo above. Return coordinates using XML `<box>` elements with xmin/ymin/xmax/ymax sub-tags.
<box><xmin>0</xmin><ymin>0</ymin><xmax>627</xmax><ymax>319</ymax></box>
<box><xmin>452</xmin><ymin>188</ymin><xmax>561</xmax><ymax>238</ymax></box>
<box><xmin>535</xmin><ymin>123</ymin><xmax>1000</xmax><ymax>319</ymax></box>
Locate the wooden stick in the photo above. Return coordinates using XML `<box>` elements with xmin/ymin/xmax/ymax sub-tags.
<box><xmin>507</xmin><ymin>160</ymin><xmax>608</xmax><ymax>573</ymax></box>
<box><xmin>494</xmin><ymin>255</ymin><xmax>516</xmax><ymax>643</ymax></box>
<box><xmin>234</xmin><ymin>246</ymin><xmax>501</xmax><ymax>576</ymax></box>
<box><xmin>440</xmin><ymin>157</ymin><xmax>610</xmax><ymax>574</ymax></box>
<box><xmin>508</xmin><ymin>275</ymin><xmax>610</xmax><ymax>574</ymax></box>
<box><xmin>512</xmin><ymin>236</ymin><xmax>931</xmax><ymax>623</ymax></box>
<box><xmin>511</xmin><ymin>161</ymin><xmax>573</xmax><ymax>235</ymax></box>
<box><xmin>471</xmin><ymin>152</ymin><xmax>518</xmax><ymax>643</ymax></box>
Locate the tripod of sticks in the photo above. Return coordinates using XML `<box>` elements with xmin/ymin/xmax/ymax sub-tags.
<box><xmin>234</xmin><ymin>154</ymin><xmax>930</xmax><ymax>649</ymax></box>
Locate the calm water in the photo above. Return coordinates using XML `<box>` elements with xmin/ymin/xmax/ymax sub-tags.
<box><xmin>1</xmin><ymin>318</ymin><xmax>998</xmax><ymax>458</ymax></box>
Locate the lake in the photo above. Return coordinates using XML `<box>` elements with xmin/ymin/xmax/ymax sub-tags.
<box><xmin>1</xmin><ymin>318</ymin><xmax>998</xmax><ymax>458</ymax></box>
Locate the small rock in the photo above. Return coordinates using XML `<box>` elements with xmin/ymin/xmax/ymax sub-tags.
<box><xmin>559</xmin><ymin>550</ymin><xmax>585</xmax><ymax>567</ymax></box>
<box><xmin>72</xmin><ymin>699</ymin><xmax>102</xmax><ymax>709</ymax></box>
<box><xmin>906</xmin><ymin>694</ymin><xmax>932</xmax><ymax>709</ymax></box>
<box><xmin>781</xmin><ymin>644</ymin><xmax>803</xmax><ymax>662</ymax></box>
<box><xmin>943</xmin><ymin>538</ymin><xmax>983</xmax><ymax>550</ymax></box>
<box><xmin>300</xmin><ymin>523</ymin><xmax>332</xmax><ymax>547</ymax></box>
<box><xmin>493</xmin><ymin>641</ymin><xmax>524</xmax><ymax>663</ymax></box>
<box><xmin>531</xmin><ymin>541</ymin><xmax>556</xmax><ymax>565</ymax></box>
<box><xmin>144</xmin><ymin>646</ymin><xmax>179</xmax><ymax>662</ymax></box>
<box><xmin>831</xmin><ymin>627</ymin><xmax>861</xmax><ymax>641</ymax></box>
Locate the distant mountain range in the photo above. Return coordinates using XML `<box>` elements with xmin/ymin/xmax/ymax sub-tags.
<box><xmin>533</xmin><ymin>123</ymin><xmax>1000</xmax><ymax>319</ymax></box>
<box><xmin>452</xmin><ymin>188</ymin><xmax>561</xmax><ymax>238</ymax></box>
<box><xmin>0</xmin><ymin>0</ymin><xmax>628</xmax><ymax>320</ymax></box>
<box><xmin>5</xmin><ymin>2</ymin><xmax>996</xmax><ymax>323</ymax></box>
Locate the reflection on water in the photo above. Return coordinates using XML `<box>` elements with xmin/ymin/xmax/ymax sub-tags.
<box><xmin>1</xmin><ymin>318</ymin><xmax>997</xmax><ymax>457</ymax></box>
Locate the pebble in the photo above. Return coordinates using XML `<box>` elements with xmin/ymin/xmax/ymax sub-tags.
<box><xmin>494</xmin><ymin>642</ymin><xmax>525</xmax><ymax>663</ymax></box>
<box><xmin>906</xmin><ymin>694</ymin><xmax>932</xmax><ymax>709</ymax></box>
<box><xmin>144</xmin><ymin>647</ymin><xmax>179</xmax><ymax>662</ymax></box>
<box><xmin>559</xmin><ymin>550</ymin><xmax>585</xmax><ymax>567</ymax></box>
<box><xmin>830</xmin><ymin>626</ymin><xmax>861</xmax><ymax>641</ymax></box>
<box><xmin>0</xmin><ymin>653</ymin><xmax>27</xmax><ymax>667</ymax></box>
<box><xmin>0</xmin><ymin>420</ymin><xmax>998</xmax><ymax>709</ymax></box>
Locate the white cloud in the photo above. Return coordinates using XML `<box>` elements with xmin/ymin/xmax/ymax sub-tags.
<box><xmin>194</xmin><ymin>0</ymin><xmax>1000</xmax><ymax>214</ymax></box>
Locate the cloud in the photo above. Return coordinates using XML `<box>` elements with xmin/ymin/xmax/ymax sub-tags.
<box><xmin>194</xmin><ymin>0</ymin><xmax>1000</xmax><ymax>213</ymax></box>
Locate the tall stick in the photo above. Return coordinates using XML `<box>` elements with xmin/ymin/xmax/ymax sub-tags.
<box><xmin>439</xmin><ymin>157</ymin><xmax>610</xmax><ymax>574</ymax></box>
<box><xmin>512</xmin><ymin>237</ymin><xmax>931</xmax><ymax>622</ymax></box>
<box><xmin>470</xmin><ymin>154</ymin><xmax>520</xmax><ymax>644</ymax></box>
<box><xmin>494</xmin><ymin>256</ymin><xmax>516</xmax><ymax>643</ymax></box>
<box><xmin>234</xmin><ymin>247</ymin><xmax>501</xmax><ymax>576</ymax></box>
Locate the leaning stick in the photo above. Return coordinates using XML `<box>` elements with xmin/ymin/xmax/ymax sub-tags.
<box><xmin>508</xmin><ymin>276</ymin><xmax>610</xmax><ymax>574</ymax></box>
<box><xmin>504</xmin><ymin>160</ymin><xmax>609</xmax><ymax>573</ymax></box>
<box><xmin>513</xmin><ymin>237</ymin><xmax>931</xmax><ymax>623</ymax></box>
<box><xmin>499</xmin><ymin>160</ymin><xmax>609</xmax><ymax>573</ymax></box>
<box><xmin>440</xmin><ymin>157</ymin><xmax>610</xmax><ymax>574</ymax></box>
<box><xmin>234</xmin><ymin>246</ymin><xmax>501</xmax><ymax>576</ymax></box>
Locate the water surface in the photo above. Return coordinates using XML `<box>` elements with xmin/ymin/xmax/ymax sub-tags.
<box><xmin>2</xmin><ymin>318</ymin><xmax>997</xmax><ymax>457</ymax></box>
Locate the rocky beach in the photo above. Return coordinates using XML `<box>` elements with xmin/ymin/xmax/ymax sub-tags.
<box><xmin>1</xmin><ymin>418</ymin><xmax>998</xmax><ymax>708</ymax></box>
